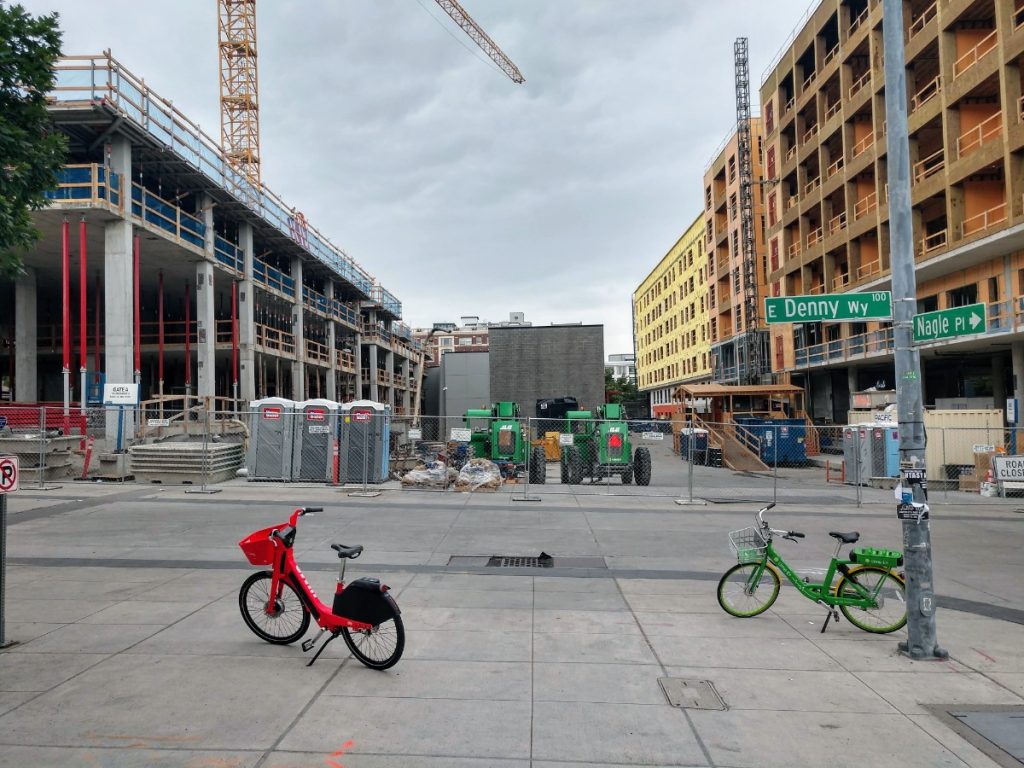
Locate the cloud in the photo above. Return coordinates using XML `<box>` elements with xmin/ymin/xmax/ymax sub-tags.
<box><xmin>28</xmin><ymin>0</ymin><xmax>810</xmax><ymax>360</ymax></box>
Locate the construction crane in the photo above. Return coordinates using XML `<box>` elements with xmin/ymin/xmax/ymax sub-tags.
<box><xmin>733</xmin><ymin>37</ymin><xmax>764</xmax><ymax>385</ymax></box>
<box><xmin>217</xmin><ymin>0</ymin><xmax>524</xmax><ymax>187</ymax></box>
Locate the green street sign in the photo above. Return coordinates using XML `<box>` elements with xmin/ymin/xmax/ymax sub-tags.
<box><xmin>913</xmin><ymin>303</ymin><xmax>986</xmax><ymax>343</ymax></box>
<box><xmin>764</xmin><ymin>292</ymin><xmax>892</xmax><ymax>324</ymax></box>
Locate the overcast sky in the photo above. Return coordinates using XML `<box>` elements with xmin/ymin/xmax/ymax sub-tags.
<box><xmin>26</xmin><ymin>0</ymin><xmax>812</xmax><ymax>356</ymax></box>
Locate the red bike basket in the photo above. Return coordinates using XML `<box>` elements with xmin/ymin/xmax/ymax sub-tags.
<box><xmin>239</xmin><ymin>526</ymin><xmax>280</xmax><ymax>565</ymax></box>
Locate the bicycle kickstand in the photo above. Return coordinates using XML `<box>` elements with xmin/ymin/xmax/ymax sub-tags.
<box><xmin>306</xmin><ymin>631</ymin><xmax>340</xmax><ymax>667</ymax></box>
<box><xmin>819</xmin><ymin>608</ymin><xmax>840</xmax><ymax>634</ymax></box>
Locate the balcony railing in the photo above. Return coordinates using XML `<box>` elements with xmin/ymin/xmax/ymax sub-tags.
<box><xmin>45</xmin><ymin>164</ymin><xmax>122</xmax><ymax>209</ymax></box>
<box><xmin>913</xmin><ymin>148</ymin><xmax>945</xmax><ymax>182</ymax></box>
<box><xmin>832</xmin><ymin>272</ymin><xmax>850</xmax><ymax>291</ymax></box>
<box><xmin>853</xmin><ymin>191</ymin><xmax>878</xmax><ymax>219</ymax></box>
<box><xmin>851</xmin><ymin>132</ymin><xmax>874</xmax><ymax>158</ymax></box>
<box><xmin>910</xmin><ymin>75</ymin><xmax>941</xmax><ymax>111</ymax></box>
<box><xmin>826</xmin><ymin>156</ymin><xmax>844</xmax><ymax>178</ymax></box>
<box><xmin>804</xmin><ymin>176</ymin><xmax>821</xmax><ymax>196</ymax></box>
<box><xmin>848</xmin><ymin>70</ymin><xmax>871</xmax><ymax>99</ymax></box>
<box><xmin>825</xmin><ymin>99</ymin><xmax>842</xmax><ymax>121</ymax></box>
<box><xmin>305</xmin><ymin>339</ymin><xmax>330</xmax><ymax>365</ymax></box>
<box><xmin>907</xmin><ymin>2</ymin><xmax>937</xmax><ymax>41</ymax></box>
<box><xmin>960</xmin><ymin>201</ymin><xmax>1007</xmax><ymax>238</ymax></box>
<box><xmin>828</xmin><ymin>211</ymin><xmax>847</xmax><ymax>234</ymax></box>
<box><xmin>130</xmin><ymin>183</ymin><xmax>205</xmax><ymax>250</ymax></box>
<box><xmin>953</xmin><ymin>30</ymin><xmax>997</xmax><ymax>78</ymax></box>
<box><xmin>1016</xmin><ymin>1</ymin><xmax>1024</xmax><ymax>30</ymax></box>
<box><xmin>850</xmin><ymin>5</ymin><xmax>870</xmax><ymax>34</ymax></box>
<box><xmin>786</xmin><ymin>145</ymin><xmax>797</xmax><ymax>162</ymax></box>
<box><xmin>956</xmin><ymin>112</ymin><xmax>1002</xmax><ymax>157</ymax></box>
<box><xmin>802</xmin><ymin>70</ymin><xmax>818</xmax><ymax>91</ymax></box>
<box><xmin>788</xmin><ymin>240</ymin><xmax>802</xmax><ymax>258</ymax></box>
<box><xmin>807</xmin><ymin>227</ymin><xmax>823</xmax><ymax>247</ymax></box>
<box><xmin>802</xmin><ymin>123</ymin><xmax>819</xmax><ymax>144</ymax></box>
<box><xmin>214</xmin><ymin>235</ymin><xmax>242</xmax><ymax>272</ymax></box>
<box><xmin>787</xmin><ymin>195</ymin><xmax>799</xmax><ymax>210</ymax></box>
<box><xmin>823</xmin><ymin>45</ymin><xmax>840</xmax><ymax>67</ymax></box>
<box><xmin>255</xmin><ymin>324</ymin><xmax>296</xmax><ymax>356</ymax></box>
<box><xmin>857</xmin><ymin>259</ymin><xmax>882</xmax><ymax>280</ymax></box>
<box><xmin>253</xmin><ymin>259</ymin><xmax>295</xmax><ymax>296</ymax></box>
<box><xmin>807</xmin><ymin>282</ymin><xmax>826</xmax><ymax>295</ymax></box>
<box><xmin>920</xmin><ymin>229</ymin><xmax>948</xmax><ymax>254</ymax></box>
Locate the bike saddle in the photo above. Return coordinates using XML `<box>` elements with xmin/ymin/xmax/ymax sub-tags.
<box><xmin>828</xmin><ymin>531</ymin><xmax>860</xmax><ymax>544</ymax></box>
<box><xmin>331</xmin><ymin>543</ymin><xmax>364</xmax><ymax>559</ymax></box>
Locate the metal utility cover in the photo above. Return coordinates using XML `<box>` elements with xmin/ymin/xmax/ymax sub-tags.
<box><xmin>487</xmin><ymin>555</ymin><xmax>553</xmax><ymax>568</ymax></box>
<box><xmin>950</xmin><ymin>709</ymin><xmax>1024</xmax><ymax>764</ymax></box>
<box><xmin>658</xmin><ymin>678</ymin><xmax>727</xmax><ymax>711</ymax></box>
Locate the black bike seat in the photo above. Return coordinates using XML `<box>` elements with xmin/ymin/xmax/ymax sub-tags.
<box><xmin>828</xmin><ymin>531</ymin><xmax>860</xmax><ymax>544</ymax></box>
<box><xmin>331</xmin><ymin>543</ymin><xmax>364</xmax><ymax>559</ymax></box>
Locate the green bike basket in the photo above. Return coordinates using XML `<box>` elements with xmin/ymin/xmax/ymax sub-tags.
<box><xmin>850</xmin><ymin>547</ymin><xmax>903</xmax><ymax>569</ymax></box>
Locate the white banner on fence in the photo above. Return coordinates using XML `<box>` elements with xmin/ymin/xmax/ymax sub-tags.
<box><xmin>558</xmin><ymin>434</ymin><xmax>574</xmax><ymax>446</ymax></box>
<box><xmin>450</xmin><ymin>428</ymin><xmax>472</xmax><ymax>442</ymax></box>
<box><xmin>642</xmin><ymin>432</ymin><xmax>664</xmax><ymax>441</ymax></box>
<box><xmin>408</xmin><ymin>428</ymin><xmax>422</xmax><ymax>440</ymax></box>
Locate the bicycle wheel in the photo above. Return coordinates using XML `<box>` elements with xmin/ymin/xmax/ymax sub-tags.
<box><xmin>835</xmin><ymin>566</ymin><xmax>907</xmax><ymax>633</ymax></box>
<box><xmin>239</xmin><ymin>571</ymin><xmax>311</xmax><ymax>645</ymax></box>
<box><xmin>342</xmin><ymin>614</ymin><xmax>405</xmax><ymax>670</ymax></box>
<box><xmin>717</xmin><ymin>562</ymin><xmax>781</xmax><ymax>618</ymax></box>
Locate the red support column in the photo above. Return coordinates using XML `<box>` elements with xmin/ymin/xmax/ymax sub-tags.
<box><xmin>61</xmin><ymin>218</ymin><xmax>71</xmax><ymax>433</ymax></box>
<box><xmin>78</xmin><ymin>218</ymin><xmax>88</xmax><ymax>444</ymax></box>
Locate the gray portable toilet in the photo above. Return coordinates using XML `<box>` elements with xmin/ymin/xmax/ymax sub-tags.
<box><xmin>292</xmin><ymin>399</ymin><xmax>340</xmax><ymax>482</ymax></box>
<box><xmin>339</xmin><ymin>400</ymin><xmax>391</xmax><ymax>483</ymax></box>
<box><xmin>842</xmin><ymin>424</ymin><xmax>871</xmax><ymax>486</ymax></box>
<box><xmin>247</xmin><ymin>397</ymin><xmax>296</xmax><ymax>480</ymax></box>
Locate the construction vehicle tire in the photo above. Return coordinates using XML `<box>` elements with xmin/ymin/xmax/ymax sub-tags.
<box><xmin>634</xmin><ymin>448</ymin><xmax>652</xmax><ymax>486</ymax></box>
<box><xmin>529</xmin><ymin>446</ymin><xmax>547</xmax><ymax>484</ymax></box>
<box><xmin>568</xmin><ymin>446</ymin><xmax>584</xmax><ymax>485</ymax></box>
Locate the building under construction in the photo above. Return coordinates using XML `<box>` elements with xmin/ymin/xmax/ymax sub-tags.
<box><xmin>0</xmin><ymin>52</ymin><xmax>423</xmax><ymax>437</ymax></box>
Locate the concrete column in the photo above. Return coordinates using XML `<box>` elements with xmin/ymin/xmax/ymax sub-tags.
<box><xmin>195</xmin><ymin>260</ymin><xmax>216</xmax><ymax>400</ymax></box>
<box><xmin>402</xmin><ymin>357</ymin><xmax>411</xmax><ymax>413</ymax></box>
<box><xmin>354</xmin><ymin>334</ymin><xmax>364</xmax><ymax>399</ymax></box>
<box><xmin>14</xmin><ymin>268</ymin><xmax>38</xmax><ymax>401</ymax></box>
<box><xmin>291</xmin><ymin>257</ymin><xmax>305</xmax><ymax>401</ymax></box>
<box><xmin>325</xmin><ymin>281</ymin><xmax>337</xmax><ymax>402</ymax></box>
<box><xmin>993</xmin><ymin>355</ymin><xmax>1006</xmax><ymax>412</ymax></box>
<box><xmin>238</xmin><ymin>223</ymin><xmax>256</xmax><ymax>403</ymax></box>
<box><xmin>847</xmin><ymin>366</ymin><xmax>858</xmax><ymax>398</ymax></box>
<box><xmin>385</xmin><ymin>350</ymin><xmax>395</xmax><ymax>408</ymax></box>
<box><xmin>368</xmin><ymin>343</ymin><xmax>379</xmax><ymax>402</ymax></box>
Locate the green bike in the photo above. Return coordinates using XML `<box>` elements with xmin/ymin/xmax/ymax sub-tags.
<box><xmin>717</xmin><ymin>503</ymin><xmax>907</xmax><ymax>634</ymax></box>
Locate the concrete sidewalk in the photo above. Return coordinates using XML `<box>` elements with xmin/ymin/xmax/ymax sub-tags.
<box><xmin>1</xmin><ymin>484</ymin><xmax>1023</xmax><ymax>766</ymax></box>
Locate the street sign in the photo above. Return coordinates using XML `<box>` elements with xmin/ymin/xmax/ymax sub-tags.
<box><xmin>0</xmin><ymin>456</ymin><xmax>19</xmax><ymax>494</ymax></box>
<box><xmin>993</xmin><ymin>455</ymin><xmax>1024</xmax><ymax>482</ymax></box>
<box><xmin>913</xmin><ymin>303</ymin><xmax>986</xmax><ymax>343</ymax></box>
<box><xmin>764</xmin><ymin>292</ymin><xmax>892</xmax><ymax>324</ymax></box>
<box><xmin>102</xmin><ymin>383</ymin><xmax>139</xmax><ymax>406</ymax></box>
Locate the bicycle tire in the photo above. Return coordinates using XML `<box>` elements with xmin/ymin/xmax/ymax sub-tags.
<box><xmin>342</xmin><ymin>614</ymin><xmax>405</xmax><ymax>670</ymax></box>
<box><xmin>239</xmin><ymin>571</ymin><xmax>311</xmax><ymax>645</ymax></box>
<box><xmin>834</xmin><ymin>566</ymin><xmax>907</xmax><ymax>633</ymax></box>
<box><xmin>717</xmin><ymin>562</ymin><xmax>781</xmax><ymax>618</ymax></box>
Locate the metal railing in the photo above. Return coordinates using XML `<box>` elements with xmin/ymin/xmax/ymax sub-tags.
<box><xmin>956</xmin><ymin>112</ymin><xmax>1002</xmax><ymax>157</ymax></box>
<box><xmin>913</xmin><ymin>148</ymin><xmax>945</xmax><ymax>182</ymax></box>
<box><xmin>960</xmin><ymin>202</ymin><xmax>1007</xmax><ymax>238</ymax></box>
<box><xmin>921</xmin><ymin>229</ymin><xmax>948</xmax><ymax>254</ymax></box>
<box><xmin>953</xmin><ymin>30</ymin><xmax>997</xmax><ymax>78</ymax></box>
<box><xmin>853</xmin><ymin>191</ymin><xmax>878</xmax><ymax>219</ymax></box>
<box><xmin>910</xmin><ymin>75</ymin><xmax>941</xmax><ymax>111</ymax></box>
<box><xmin>907</xmin><ymin>1</ymin><xmax>937</xmax><ymax>41</ymax></box>
<box><xmin>849</xmin><ymin>70</ymin><xmax>871</xmax><ymax>100</ymax></box>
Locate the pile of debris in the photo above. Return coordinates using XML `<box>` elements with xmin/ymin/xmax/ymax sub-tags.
<box><xmin>454</xmin><ymin>458</ymin><xmax>502</xmax><ymax>492</ymax></box>
<box><xmin>400</xmin><ymin>461</ymin><xmax>458</xmax><ymax>489</ymax></box>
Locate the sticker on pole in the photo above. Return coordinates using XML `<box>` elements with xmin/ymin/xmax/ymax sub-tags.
<box><xmin>262</xmin><ymin>408</ymin><xmax>281</xmax><ymax>420</ymax></box>
<box><xmin>450</xmin><ymin>427</ymin><xmax>472</xmax><ymax>442</ymax></box>
<box><xmin>0</xmin><ymin>456</ymin><xmax>19</xmax><ymax>494</ymax></box>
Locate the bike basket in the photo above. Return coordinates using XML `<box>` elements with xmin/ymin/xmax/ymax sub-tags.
<box><xmin>728</xmin><ymin>526</ymin><xmax>767</xmax><ymax>563</ymax></box>
<box><xmin>850</xmin><ymin>547</ymin><xmax>903</xmax><ymax>569</ymax></box>
<box><xmin>238</xmin><ymin>526</ymin><xmax>281</xmax><ymax>566</ymax></box>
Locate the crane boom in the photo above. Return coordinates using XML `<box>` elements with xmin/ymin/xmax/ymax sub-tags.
<box><xmin>218</xmin><ymin>0</ymin><xmax>261</xmax><ymax>185</ymax></box>
<box><xmin>432</xmin><ymin>0</ymin><xmax>525</xmax><ymax>83</ymax></box>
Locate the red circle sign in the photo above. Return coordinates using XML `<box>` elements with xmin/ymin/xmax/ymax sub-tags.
<box><xmin>0</xmin><ymin>456</ymin><xmax>19</xmax><ymax>493</ymax></box>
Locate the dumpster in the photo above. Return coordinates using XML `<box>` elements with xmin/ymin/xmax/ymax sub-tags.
<box><xmin>679</xmin><ymin>428</ymin><xmax>709</xmax><ymax>465</ymax></box>
<box><xmin>734</xmin><ymin>417</ymin><xmax>808</xmax><ymax>465</ymax></box>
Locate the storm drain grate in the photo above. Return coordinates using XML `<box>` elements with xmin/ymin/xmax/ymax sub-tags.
<box><xmin>658</xmin><ymin>678</ymin><xmax>727</xmax><ymax>711</ymax></box>
<box><xmin>487</xmin><ymin>554</ymin><xmax>554</xmax><ymax>568</ymax></box>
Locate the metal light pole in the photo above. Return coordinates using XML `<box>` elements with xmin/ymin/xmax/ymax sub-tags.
<box><xmin>882</xmin><ymin>0</ymin><xmax>946</xmax><ymax>660</ymax></box>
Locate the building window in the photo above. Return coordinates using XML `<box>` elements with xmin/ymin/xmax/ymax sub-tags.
<box><xmin>947</xmin><ymin>284</ymin><xmax>977</xmax><ymax>308</ymax></box>
<box><xmin>766</xmin><ymin>146</ymin><xmax>776</xmax><ymax>180</ymax></box>
<box><xmin>768</xmin><ymin>191</ymin><xmax>777</xmax><ymax>228</ymax></box>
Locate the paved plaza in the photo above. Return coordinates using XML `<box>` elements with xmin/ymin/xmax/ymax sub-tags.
<box><xmin>1</xmin><ymin>482</ymin><xmax>1023</xmax><ymax>767</ymax></box>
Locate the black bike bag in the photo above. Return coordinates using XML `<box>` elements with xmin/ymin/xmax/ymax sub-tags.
<box><xmin>332</xmin><ymin>577</ymin><xmax>400</xmax><ymax>626</ymax></box>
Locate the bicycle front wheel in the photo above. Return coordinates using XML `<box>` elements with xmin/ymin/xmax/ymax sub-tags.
<box><xmin>717</xmin><ymin>562</ymin><xmax>780</xmax><ymax>618</ymax></box>
<box><xmin>835</xmin><ymin>566</ymin><xmax>907</xmax><ymax>633</ymax></box>
<box><xmin>239</xmin><ymin>571</ymin><xmax>311</xmax><ymax>645</ymax></box>
<box><xmin>342</xmin><ymin>614</ymin><xmax>405</xmax><ymax>670</ymax></box>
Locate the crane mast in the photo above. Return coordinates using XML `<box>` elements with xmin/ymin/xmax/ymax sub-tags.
<box><xmin>218</xmin><ymin>0</ymin><xmax>261</xmax><ymax>186</ymax></box>
<box><xmin>734</xmin><ymin>37</ymin><xmax>763</xmax><ymax>384</ymax></box>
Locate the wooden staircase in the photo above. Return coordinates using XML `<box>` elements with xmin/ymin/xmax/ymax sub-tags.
<box><xmin>692</xmin><ymin>415</ymin><xmax>769</xmax><ymax>472</ymax></box>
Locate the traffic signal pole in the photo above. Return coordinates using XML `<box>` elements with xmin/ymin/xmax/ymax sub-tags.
<box><xmin>882</xmin><ymin>0</ymin><xmax>946</xmax><ymax>660</ymax></box>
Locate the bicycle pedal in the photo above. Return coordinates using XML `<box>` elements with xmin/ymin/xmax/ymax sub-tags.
<box><xmin>302</xmin><ymin>629</ymin><xmax>325</xmax><ymax>653</ymax></box>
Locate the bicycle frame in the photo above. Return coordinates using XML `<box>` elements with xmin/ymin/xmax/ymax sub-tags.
<box><xmin>266</xmin><ymin>511</ymin><xmax>374</xmax><ymax>634</ymax></box>
<box><xmin>747</xmin><ymin>542</ymin><xmax>886</xmax><ymax>609</ymax></box>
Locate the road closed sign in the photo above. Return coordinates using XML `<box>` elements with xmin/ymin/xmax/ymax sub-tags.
<box><xmin>993</xmin><ymin>455</ymin><xmax>1024</xmax><ymax>482</ymax></box>
<box><xmin>0</xmin><ymin>456</ymin><xmax>19</xmax><ymax>494</ymax></box>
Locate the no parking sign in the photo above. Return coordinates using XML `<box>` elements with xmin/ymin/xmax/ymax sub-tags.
<box><xmin>0</xmin><ymin>456</ymin><xmax>18</xmax><ymax>494</ymax></box>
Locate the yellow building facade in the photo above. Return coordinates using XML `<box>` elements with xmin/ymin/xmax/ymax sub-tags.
<box><xmin>633</xmin><ymin>215</ymin><xmax>711</xmax><ymax>417</ymax></box>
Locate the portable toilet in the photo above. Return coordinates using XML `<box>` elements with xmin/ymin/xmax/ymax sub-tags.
<box><xmin>292</xmin><ymin>399</ymin><xmax>340</xmax><ymax>482</ymax></box>
<box><xmin>870</xmin><ymin>424</ymin><xmax>900</xmax><ymax>478</ymax></box>
<box><xmin>339</xmin><ymin>400</ymin><xmax>391</xmax><ymax>483</ymax></box>
<box><xmin>842</xmin><ymin>424</ymin><xmax>872</xmax><ymax>485</ymax></box>
<box><xmin>247</xmin><ymin>397</ymin><xmax>296</xmax><ymax>480</ymax></box>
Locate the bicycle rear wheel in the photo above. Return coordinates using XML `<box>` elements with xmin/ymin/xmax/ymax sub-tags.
<box><xmin>239</xmin><ymin>571</ymin><xmax>310</xmax><ymax>645</ymax></box>
<box><xmin>835</xmin><ymin>566</ymin><xmax>907</xmax><ymax>633</ymax></box>
<box><xmin>342</xmin><ymin>614</ymin><xmax>405</xmax><ymax>670</ymax></box>
<box><xmin>717</xmin><ymin>562</ymin><xmax>780</xmax><ymax>617</ymax></box>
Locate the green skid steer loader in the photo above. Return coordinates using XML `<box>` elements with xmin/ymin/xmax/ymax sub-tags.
<box><xmin>560</xmin><ymin>403</ymin><xmax>651</xmax><ymax>486</ymax></box>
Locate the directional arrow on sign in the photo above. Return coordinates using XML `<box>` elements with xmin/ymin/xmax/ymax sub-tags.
<box><xmin>970</xmin><ymin>311</ymin><xmax>982</xmax><ymax>329</ymax></box>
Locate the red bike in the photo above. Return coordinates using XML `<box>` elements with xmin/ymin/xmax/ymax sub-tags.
<box><xmin>238</xmin><ymin>506</ymin><xmax>404</xmax><ymax>669</ymax></box>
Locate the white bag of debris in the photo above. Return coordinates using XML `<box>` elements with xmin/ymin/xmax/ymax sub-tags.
<box><xmin>401</xmin><ymin>462</ymin><xmax>455</xmax><ymax>489</ymax></box>
<box><xmin>455</xmin><ymin>458</ymin><xmax>502</xmax><ymax>492</ymax></box>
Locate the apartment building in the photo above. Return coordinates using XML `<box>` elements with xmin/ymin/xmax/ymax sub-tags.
<box><xmin>704</xmin><ymin>120</ymin><xmax>772</xmax><ymax>384</ymax></box>
<box><xmin>633</xmin><ymin>215</ymin><xmax>711</xmax><ymax>417</ymax></box>
<box><xmin>413</xmin><ymin>313</ymin><xmax>531</xmax><ymax>367</ymax></box>
<box><xmin>760</xmin><ymin>0</ymin><xmax>1024</xmax><ymax>422</ymax></box>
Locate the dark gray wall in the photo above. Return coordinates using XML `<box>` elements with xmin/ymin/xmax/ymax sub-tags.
<box><xmin>440</xmin><ymin>350</ymin><xmax>490</xmax><ymax>422</ymax></box>
<box><xmin>422</xmin><ymin>366</ymin><xmax>441</xmax><ymax>417</ymax></box>
<box><xmin>489</xmin><ymin>325</ymin><xmax>605</xmax><ymax>417</ymax></box>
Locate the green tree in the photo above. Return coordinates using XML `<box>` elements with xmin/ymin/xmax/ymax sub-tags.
<box><xmin>0</xmin><ymin>3</ymin><xmax>66</xmax><ymax>276</ymax></box>
<box><xmin>604</xmin><ymin>369</ymin><xmax>639</xmax><ymax>404</ymax></box>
